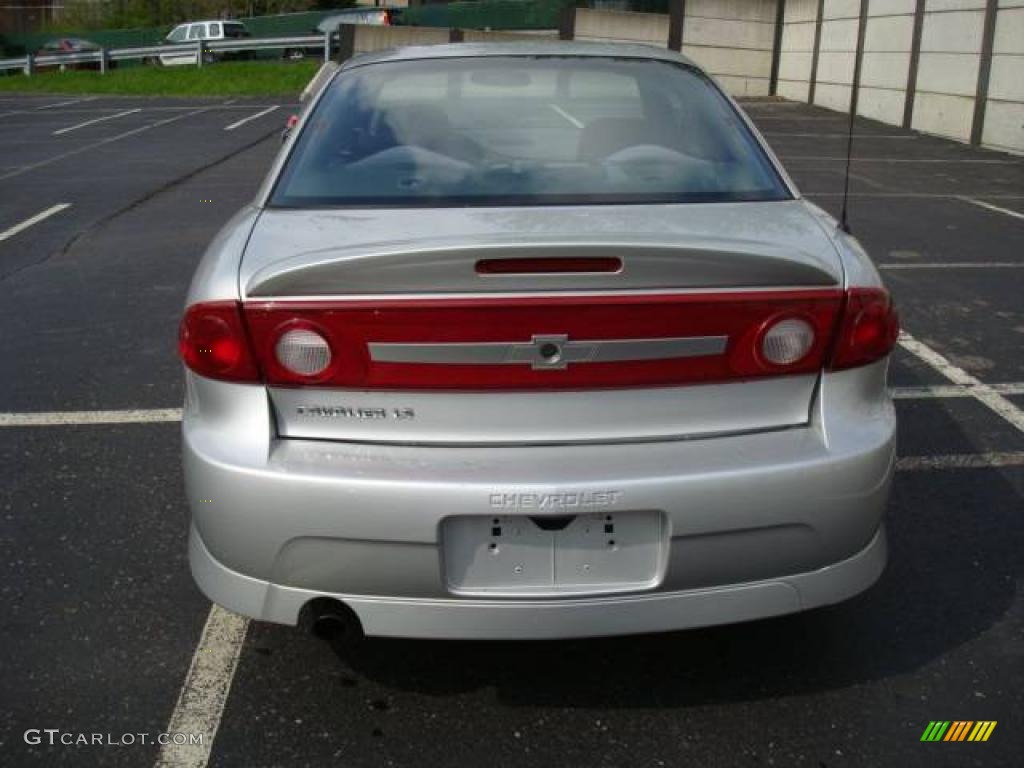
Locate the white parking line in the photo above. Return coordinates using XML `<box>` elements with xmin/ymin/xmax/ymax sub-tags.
<box><xmin>807</xmin><ymin>192</ymin><xmax>1024</xmax><ymax>200</ymax></box>
<box><xmin>154</xmin><ymin>605</ymin><xmax>249</xmax><ymax>768</ymax></box>
<box><xmin>898</xmin><ymin>332</ymin><xmax>1024</xmax><ymax>433</ymax></box>
<box><xmin>783</xmin><ymin>156</ymin><xmax>1017</xmax><ymax>165</ymax></box>
<box><xmin>52</xmin><ymin>108</ymin><xmax>142</xmax><ymax>136</ymax></box>
<box><xmin>896</xmin><ymin>452</ymin><xmax>1024</xmax><ymax>471</ymax></box>
<box><xmin>879</xmin><ymin>262</ymin><xmax>1022</xmax><ymax>270</ymax></box>
<box><xmin>548</xmin><ymin>103</ymin><xmax>583</xmax><ymax>129</ymax></box>
<box><xmin>0</xmin><ymin>407</ymin><xmax>180</xmax><ymax>427</ymax></box>
<box><xmin>0</xmin><ymin>108</ymin><xmax>211</xmax><ymax>182</ymax></box>
<box><xmin>764</xmin><ymin>133</ymin><xmax>916</xmax><ymax>139</ymax></box>
<box><xmin>4</xmin><ymin>385</ymin><xmax>1024</xmax><ymax>425</ymax></box>
<box><xmin>223</xmin><ymin>105</ymin><xmax>279</xmax><ymax>131</ymax></box>
<box><xmin>959</xmin><ymin>197</ymin><xmax>1024</xmax><ymax>221</ymax></box>
<box><xmin>892</xmin><ymin>383</ymin><xmax>1024</xmax><ymax>399</ymax></box>
<box><xmin>34</xmin><ymin>97</ymin><xmax>97</xmax><ymax>110</ymax></box>
<box><xmin>0</xmin><ymin>203</ymin><xmax>71</xmax><ymax>243</ymax></box>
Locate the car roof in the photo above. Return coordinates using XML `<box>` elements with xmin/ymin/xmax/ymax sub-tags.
<box><xmin>340</xmin><ymin>41</ymin><xmax>701</xmax><ymax>72</ymax></box>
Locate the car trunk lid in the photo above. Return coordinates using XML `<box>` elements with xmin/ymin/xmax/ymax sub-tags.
<box><xmin>242</xmin><ymin>201</ymin><xmax>843</xmax><ymax>445</ymax></box>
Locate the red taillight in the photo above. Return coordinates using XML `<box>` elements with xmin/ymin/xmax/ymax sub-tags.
<box><xmin>178</xmin><ymin>301</ymin><xmax>260</xmax><ymax>382</ymax></box>
<box><xmin>243</xmin><ymin>290</ymin><xmax>845</xmax><ymax>390</ymax></box>
<box><xmin>828</xmin><ymin>288</ymin><xmax>900</xmax><ymax>370</ymax></box>
<box><xmin>180</xmin><ymin>289</ymin><xmax>895</xmax><ymax>389</ymax></box>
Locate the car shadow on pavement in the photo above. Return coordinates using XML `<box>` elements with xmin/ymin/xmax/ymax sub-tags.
<box><xmin>310</xmin><ymin>410</ymin><xmax>1022</xmax><ymax>708</ymax></box>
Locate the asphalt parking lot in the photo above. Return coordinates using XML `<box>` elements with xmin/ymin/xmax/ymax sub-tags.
<box><xmin>0</xmin><ymin>92</ymin><xmax>1021</xmax><ymax>768</ymax></box>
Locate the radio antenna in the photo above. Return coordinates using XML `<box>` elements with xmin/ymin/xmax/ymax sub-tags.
<box><xmin>839</xmin><ymin>88</ymin><xmax>856</xmax><ymax>235</ymax></box>
<box><xmin>841</xmin><ymin>0</ymin><xmax>868</xmax><ymax>234</ymax></box>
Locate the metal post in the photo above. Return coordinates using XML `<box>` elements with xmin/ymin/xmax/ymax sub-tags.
<box><xmin>903</xmin><ymin>0</ymin><xmax>926</xmax><ymax>129</ymax></box>
<box><xmin>24</xmin><ymin>54</ymin><xmax>34</xmax><ymax>76</ymax></box>
<box><xmin>196</xmin><ymin>39</ymin><xmax>204</xmax><ymax>68</ymax></box>
<box><xmin>100</xmin><ymin>48</ymin><xmax>108</xmax><ymax>75</ymax></box>
<box><xmin>970</xmin><ymin>0</ymin><xmax>999</xmax><ymax>146</ymax></box>
<box><xmin>668</xmin><ymin>0</ymin><xmax>685</xmax><ymax>52</ymax></box>
<box><xmin>323</xmin><ymin>30</ymin><xmax>331</xmax><ymax>63</ymax></box>
<box><xmin>849</xmin><ymin>0</ymin><xmax>868</xmax><ymax>119</ymax></box>
<box><xmin>769</xmin><ymin>0</ymin><xmax>786</xmax><ymax>96</ymax></box>
<box><xmin>558</xmin><ymin>5</ymin><xmax>576</xmax><ymax>41</ymax></box>
<box><xmin>808</xmin><ymin>0</ymin><xmax>824</xmax><ymax>104</ymax></box>
<box><xmin>336</xmin><ymin>24</ymin><xmax>355</xmax><ymax>64</ymax></box>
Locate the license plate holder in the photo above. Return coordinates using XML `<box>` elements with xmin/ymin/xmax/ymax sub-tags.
<box><xmin>442</xmin><ymin>511</ymin><xmax>666</xmax><ymax>596</ymax></box>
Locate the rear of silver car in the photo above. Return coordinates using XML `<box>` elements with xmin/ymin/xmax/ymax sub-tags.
<box><xmin>180</xmin><ymin>45</ymin><xmax>897</xmax><ymax>639</ymax></box>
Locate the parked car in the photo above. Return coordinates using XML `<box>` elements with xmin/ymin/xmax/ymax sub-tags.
<box><xmin>158</xmin><ymin>20</ymin><xmax>249</xmax><ymax>66</ymax></box>
<box><xmin>35</xmin><ymin>38</ymin><xmax>110</xmax><ymax>71</ymax></box>
<box><xmin>282</xmin><ymin>8</ymin><xmax>396</xmax><ymax>60</ymax></box>
<box><xmin>179</xmin><ymin>43</ymin><xmax>898</xmax><ymax>641</ymax></box>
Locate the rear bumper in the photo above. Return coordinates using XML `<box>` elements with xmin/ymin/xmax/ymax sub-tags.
<box><xmin>190</xmin><ymin>522</ymin><xmax>886</xmax><ymax>639</ymax></box>
<box><xmin>182</xmin><ymin>360</ymin><xmax>896</xmax><ymax>638</ymax></box>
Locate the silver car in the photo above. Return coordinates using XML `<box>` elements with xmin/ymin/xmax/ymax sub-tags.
<box><xmin>179</xmin><ymin>43</ymin><xmax>898</xmax><ymax>640</ymax></box>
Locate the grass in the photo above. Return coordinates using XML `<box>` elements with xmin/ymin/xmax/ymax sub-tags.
<box><xmin>0</xmin><ymin>60</ymin><xmax>321</xmax><ymax>97</ymax></box>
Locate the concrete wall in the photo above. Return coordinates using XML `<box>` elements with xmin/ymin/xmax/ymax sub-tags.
<box><xmin>776</xmin><ymin>0</ymin><xmax>1022</xmax><ymax>152</ymax></box>
<box><xmin>981</xmin><ymin>0</ymin><xmax>1024</xmax><ymax>153</ymax></box>
<box><xmin>460</xmin><ymin>29</ymin><xmax>559</xmax><ymax>42</ymax></box>
<box><xmin>574</xmin><ymin>4</ymin><xmax>779</xmax><ymax>97</ymax></box>
<box><xmin>681</xmin><ymin>0</ymin><xmax>778</xmax><ymax>96</ymax></box>
<box><xmin>574</xmin><ymin>8</ymin><xmax>671</xmax><ymax>46</ymax></box>
<box><xmin>912</xmin><ymin>0</ymin><xmax>988</xmax><ymax>142</ymax></box>
<box><xmin>352</xmin><ymin>25</ymin><xmax>449</xmax><ymax>55</ymax></box>
<box><xmin>814</xmin><ymin>0</ymin><xmax>859</xmax><ymax>112</ymax></box>
<box><xmin>859</xmin><ymin>0</ymin><xmax>916</xmax><ymax>125</ymax></box>
<box><xmin>778</xmin><ymin>0</ymin><xmax>820</xmax><ymax>101</ymax></box>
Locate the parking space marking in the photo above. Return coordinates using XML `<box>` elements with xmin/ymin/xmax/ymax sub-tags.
<box><xmin>4</xmin><ymin>384</ymin><xmax>1024</xmax><ymax>425</ymax></box>
<box><xmin>959</xmin><ymin>197</ymin><xmax>1024</xmax><ymax>221</ymax></box>
<box><xmin>52</xmin><ymin>108</ymin><xmax>142</xmax><ymax>136</ymax></box>
<box><xmin>880</xmin><ymin>262</ymin><xmax>1022</xmax><ymax>270</ymax></box>
<box><xmin>34</xmin><ymin>97</ymin><xmax>97</xmax><ymax>110</ymax></box>
<box><xmin>0</xmin><ymin>107</ymin><xmax>212</xmax><ymax>181</ymax></box>
<box><xmin>0</xmin><ymin>407</ymin><xmax>180</xmax><ymax>427</ymax></box>
<box><xmin>0</xmin><ymin>203</ymin><xmax>70</xmax><ymax>243</ymax></box>
<box><xmin>892</xmin><ymin>383</ymin><xmax>1024</xmax><ymax>399</ymax></box>
<box><xmin>549</xmin><ymin>103</ymin><xmax>584</xmax><ymax>129</ymax></box>
<box><xmin>224</xmin><ymin>105</ymin><xmax>279</xmax><ymax>132</ymax></box>
<box><xmin>764</xmin><ymin>133</ymin><xmax>916</xmax><ymax>139</ymax></box>
<box><xmin>807</xmin><ymin>192</ymin><xmax>1024</xmax><ymax>199</ymax></box>
<box><xmin>899</xmin><ymin>332</ymin><xmax>1024</xmax><ymax>433</ymax></box>
<box><xmin>784</xmin><ymin>156</ymin><xmax>1016</xmax><ymax>164</ymax></box>
<box><xmin>896</xmin><ymin>452</ymin><xmax>1024</xmax><ymax>471</ymax></box>
<box><xmin>154</xmin><ymin>605</ymin><xmax>249</xmax><ymax>768</ymax></box>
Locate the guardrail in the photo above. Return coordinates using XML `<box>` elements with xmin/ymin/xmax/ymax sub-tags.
<box><xmin>0</xmin><ymin>33</ymin><xmax>332</xmax><ymax>75</ymax></box>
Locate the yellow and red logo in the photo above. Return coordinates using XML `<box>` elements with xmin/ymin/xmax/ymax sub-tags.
<box><xmin>920</xmin><ymin>721</ymin><xmax>997</xmax><ymax>742</ymax></box>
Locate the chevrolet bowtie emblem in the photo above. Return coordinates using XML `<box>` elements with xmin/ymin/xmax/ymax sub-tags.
<box><xmin>512</xmin><ymin>334</ymin><xmax>584</xmax><ymax>370</ymax></box>
<box><xmin>368</xmin><ymin>334</ymin><xmax>728</xmax><ymax>369</ymax></box>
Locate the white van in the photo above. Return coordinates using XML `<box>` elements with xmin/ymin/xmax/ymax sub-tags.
<box><xmin>159</xmin><ymin>20</ymin><xmax>249</xmax><ymax>66</ymax></box>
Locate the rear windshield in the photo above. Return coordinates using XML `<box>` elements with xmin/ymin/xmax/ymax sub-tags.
<box><xmin>270</xmin><ymin>56</ymin><xmax>789</xmax><ymax>208</ymax></box>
